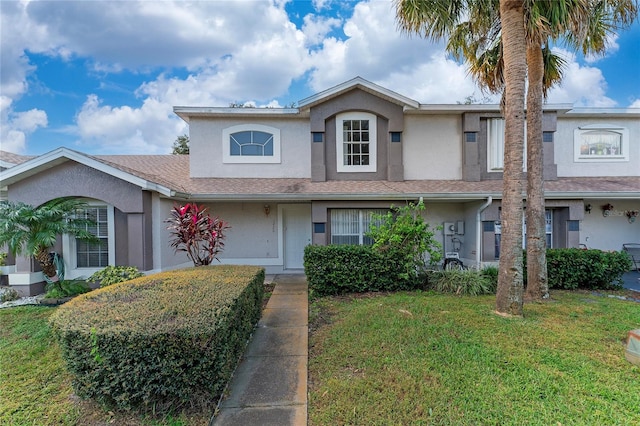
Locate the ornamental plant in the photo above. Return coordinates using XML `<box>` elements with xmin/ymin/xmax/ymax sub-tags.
<box><xmin>366</xmin><ymin>200</ymin><xmax>442</xmax><ymax>281</ymax></box>
<box><xmin>166</xmin><ymin>203</ymin><xmax>230</xmax><ymax>266</ymax></box>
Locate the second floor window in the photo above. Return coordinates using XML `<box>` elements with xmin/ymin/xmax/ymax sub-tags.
<box><xmin>336</xmin><ymin>112</ymin><xmax>377</xmax><ymax>173</ymax></box>
<box><xmin>487</xmin><ymin>118</ymin><xmax>527</xmax><ymax>172</ymax></box>
<box><xmin>222</xmin><ymin>124</ymin><xmax>281</xmax><ymax>163</ymax></box>
<box><xmin>574</xmin><ymin>125</ymin><xmax>628</xmax><ymax>162</ymax></box>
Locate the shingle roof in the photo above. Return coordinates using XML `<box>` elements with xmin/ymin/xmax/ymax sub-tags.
<box><xmin>0</xmin><ymin>151</ymin><xmax>35</xmax><ymax>166</ymax></box>
<box><xmin>93</xmin><ymin>154</ymin><xmax>640</xmax><ymax>200</ymax></box>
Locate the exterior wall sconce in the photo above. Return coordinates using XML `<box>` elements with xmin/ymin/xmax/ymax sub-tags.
<box><xmin>264</xmin><ymin>204</ymin><xmax>271</xmax><ymax>216</ymax></box>
<box><xmin>585</xmin><ymin>204</ymin><xmax>592</xmax><ymax>214</ymax></box>
<box><xmin>626</xmin><ymin>210</ymin><xmax>639</xmax><ymax>223</ymax></box>
<box><xmin>602</xmin><ymin>203</ymin><xmax>614</xmax><ymax>217</ymax></box>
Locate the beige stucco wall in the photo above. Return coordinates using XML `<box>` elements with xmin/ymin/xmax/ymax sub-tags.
<box><xmin>189</xmin><ymin>117</ymin><xmax>311</xmax><ymax>178</ymax></box>
<box><xmin>154</xmin><ymin>199</ymin><xmax>282</xmax><ymax>270</ymax></box>
<box><xmin>555</xmin><ymin>117</ymin><xmax>640</xmax><ymax>177</ymax></box>
<box><xmin>581</xmin><ymin>199</ymin><xmax>640</xmax><ymax>251</ymax></box>
<box><xmin>402</xmin><ymin>115</ymin><xmax>463</xmax><ymax>180</ymax></box>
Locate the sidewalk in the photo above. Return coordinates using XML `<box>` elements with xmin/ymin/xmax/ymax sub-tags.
<box><xmin>211</xmin><ymin>274</ymin><xmax>308</xmax><ymax>426</ymax></box>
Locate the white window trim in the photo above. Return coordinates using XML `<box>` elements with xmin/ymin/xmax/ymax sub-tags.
<box><xmin>574</xmin><ymin>124</ymin><xmax>629</xmax><ymax>162</ymax></box>
<box><xmin>336</xmin><ymin>112</ymin><xmax>377</xmax><ymax>173</ymax></box>
<box><xmin>222</xmin><ymin>124</ymin><xmax>281</xmax><ymax>164</ymax></box>
<box><xmin>487</xmin><ymin>118</ymin><xmax>527</xmax><ymax>172</ymax></box>
<box><xmin>62</xmin><ymin>203</ymin><xmax>115</xmax><ymax>279</ymax></box>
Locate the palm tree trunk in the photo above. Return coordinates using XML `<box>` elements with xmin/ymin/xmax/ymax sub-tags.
<box><xmin>34</xmin><ymin>247</ymin><xmax>57</xmax><ymax>279</ymax></box>
<box><xmin>496</xmin><ymin>0</ymin><xmax>526</xmax><ymax>317</ymax></box>
<box><xmin>525</xmin><ymin>43</ymin><xmax>549</xmax><ymax>301</ymax></box>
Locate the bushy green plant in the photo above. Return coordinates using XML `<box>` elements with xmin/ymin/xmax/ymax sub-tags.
<box><xmin>366</xmin><ymin>201</ymin><xmax>442</xmax><ymax>281</ymax></box>
<box><xmin>87</xmin><ymin>265</ymin><xmax>144</xmax><ymax>288</ymax></box>
<box><xmin>430</xmin><ymin>269</ymin><xmax>496</xmax><ymax>295</ymax></box>
<box><xmin>480</xmin><ymin>265</ymin><xmax>499</xmax><ymax>292</ymax></box>
<box><xmin>0</xmin><ymin>252</ymin><xmax>7</xmax><ymax>266</ymax></box>
<box><xmin>525</xmin><ymin>248</ymin><xmax>631</xmax><ymax>290</ymax></box>
<box><xmin>165</xmin><ymin>203</ymin><xmax>230</xmax><ymax>266</ymax></box>
<box><xmin>1</xmin><ymin>288</ymin><xmax>20</xmax><ymax>302</ymax></box>
<box><xmin>50</xmin><ymin>265</ymin><xmax>264</xmax><ymax>412</ymax></box>
<box><xmin>44</xmin><ymin>280</ymin><xmax>91</xmax><ymax>299</ymax></box>
<box><xmin>304</xmin><ymin>244</ymin><xmax>423</xmax><ymax>297</ymax></box>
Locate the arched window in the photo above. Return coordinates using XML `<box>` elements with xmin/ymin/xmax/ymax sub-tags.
<box><xmin>222</xmin><ymin>124</ymin><xmax>281</xmax><ymax>163</ymax></box>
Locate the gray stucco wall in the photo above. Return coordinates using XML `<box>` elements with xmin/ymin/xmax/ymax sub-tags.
<box><xmin>8</xmin><ymin>161</ymin><xmax>154</xmax><ymax>272</ymax></box>
<box><xmin>310</xmin><ymin>89</ymin><xmax>405</xmax><ymax>182</ymax></box>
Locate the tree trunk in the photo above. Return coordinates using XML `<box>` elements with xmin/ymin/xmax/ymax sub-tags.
<box><xmin>525</xmin><ymin>43</ymin><xmax>549</xmax><ymax>301</ymax></box>
<box><xmin>34</xmin><ymin>247</ymin><xmax>57</xmax><ymax>279</ymax></box>
<box><xmin>496</xmin><ymin>0</ymin><xmax>526</xmax><ymax>317</ymax></box>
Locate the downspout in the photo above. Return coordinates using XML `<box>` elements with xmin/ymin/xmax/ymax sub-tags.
<box><xmin>476</xmin><ymin>196</ymin><xmax>493</xmax><ymax>269</ymax></box>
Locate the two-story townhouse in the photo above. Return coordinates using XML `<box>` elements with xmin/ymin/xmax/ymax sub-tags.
<box><xmin>1</xmin><ymin>77</ymin><xmax>639</xmax><ymax>296</ymax></box>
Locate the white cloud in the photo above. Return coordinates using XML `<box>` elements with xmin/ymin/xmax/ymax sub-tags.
<box><xmin>306</xmin><ymin>1</ymin><xmax>476</xmax><ymax>103</ymax></box>
<box><xmin>546</xmin><ymin>50</ymin><xmax>617</xmax><ymax>107</ymax></box>
<box><xmin>584</xmin><ymin>33</ymin><xmax>620</xmax><ymax>63</ymax></box>
<box><xmin>0</xmin><ymin>97</ymin><xmax>48</xmax><ymax>154</ymax></box>
<box><xmin>74</xmin><ymin>94</ymin><xmax>185</xmax><ymax>154</ymax></box>
<box><xmin>629</xmin><ymin>99</ymin><xmax>640</xmax><ymax>108</ymax></box>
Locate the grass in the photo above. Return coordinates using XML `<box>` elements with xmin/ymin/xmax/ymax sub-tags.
<box><xmin>0</xmin><ymin>306</ymin><xmax>80</xmax><ymax>425</ymax></box>
<box><xmin>308</xmin><ymin>290</ymin><xmax>640</xmax><ymax>425</ymax></box>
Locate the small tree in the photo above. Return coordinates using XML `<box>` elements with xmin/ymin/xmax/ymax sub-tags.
<box><xmin>0</xmin><ymin>198</ymin><xmax>97</xmax><ymax>291</ymax></box>
<box><xmin>366</xmin><ymin>200</ymin><xmax>442</xmax><ymax>281</ymax></box>
<box><xmin>165</xmin><ymin>203</ymin><xmax>229</xmax><ymax>266</ymax></box>
<box><xmin>171</xmin><ymin>134</ymin><xmax>189</xmax><ymax>155</ymax></box>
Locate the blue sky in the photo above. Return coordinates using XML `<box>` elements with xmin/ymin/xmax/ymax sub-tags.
<box><xmin>1</xmin><ymin>0</ymin><xmax>639</xmax><ymax>156</ymax></box>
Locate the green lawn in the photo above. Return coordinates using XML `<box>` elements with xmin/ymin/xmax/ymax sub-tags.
<box><xmin>308</xmin><ymin>291</ymin><xmax>640</xmax><ymax>425</ymax></box>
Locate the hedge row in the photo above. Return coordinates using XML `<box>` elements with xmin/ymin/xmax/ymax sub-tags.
<box><xmin>304</xmin><ymin>244</ymin><xmax>421</xmax><ymax>296</ymax></box>
<box><xmin>530</xmin><ymin>248</ymin><xmax>632</xmax><ymax>290</ymax></box>
<box><xmin>49</xmin><ymin>265</ymin><xmax>265</xmax><ymax>411</ymax></box>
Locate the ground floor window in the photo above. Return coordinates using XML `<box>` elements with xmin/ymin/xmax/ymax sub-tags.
<box><xmin>76</xmin><ymin>206</ymin><xmax>109</xmax><ymax>268</ymax></box>
<box><xmin>494</xmin><ymin>209</ymin><xmax>553</xmax><ymax>258</ymax></box>
<box><xmin>330</xmin><ymin>209</ymin><xmax>387</xmax><ymax>245</ymax></box>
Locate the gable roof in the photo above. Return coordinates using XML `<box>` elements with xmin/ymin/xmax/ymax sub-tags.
<box><xmin>0</xmin><ymin>147</ymin><xmax>189</xmax><ymax>198</ymax></box>
<box><xmin>297</xmin><ymin>76</ymin><xmax>420</xmax><ymax>110</ymax></box>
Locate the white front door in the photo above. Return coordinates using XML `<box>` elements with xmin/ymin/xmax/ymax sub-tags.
<box><xmin>282</xmin><ymin>204</ymin><xmax>311</xmax><ymax>269</ymax></box>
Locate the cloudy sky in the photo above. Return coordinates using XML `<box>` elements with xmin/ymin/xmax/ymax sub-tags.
<box><xmin>2</xmin><ymin>0</ymin><xmax>639</xmax><ymax>155</ymax></box>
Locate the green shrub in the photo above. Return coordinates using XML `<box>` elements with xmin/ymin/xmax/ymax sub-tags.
<box><xmin>87</xmin><ymin>265</ymin><xmax>144</xmax><ymax>288</ymax></box>
<box><xmin>430</xmin><ymin>269</ymin><xmax>496</xmax><ymax>296</ymax></box>
<box><xmin>480</xmin><ymin>265</ymin><xmax>499</xmax><ymax>292</ymax></box>
<box><xmin>367</xmin><ymin>201</ymin><xmax>442</xmax><ymax>281</ymax></box>
<box><xmin>44</xmin><ymin>280</ymin><xmax>91</xmax><ymax>299</ymax></box>
<box><xmin>525</xmin><ymin>248</ymin><xmax>631</xmax><ymax>290</ymax></box>
<box><xmin>49</xmin><ymin>265</ymin><xmax>264</xmax><ymax>412</ymax></box>
<box><xmin>304</xmin><ymin>244</ymin><xmax>422</xmax><ymax>297</ymax></box>
<box><xmin>0</xmin><ymin>252</ymin><xmax>6</xmax><ymax>266</ymax></box>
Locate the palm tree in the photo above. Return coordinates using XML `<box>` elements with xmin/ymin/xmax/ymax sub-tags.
<box><xmin>403</xmin><ymin>0</ymin><xmax>637</xmax><ymax>307</ymax></box>
<box><xmin>0</xmin><ymin>198</ymin><xmax>98</xmax><ymax>290</ymax></box>
<box><xmin>396</xmin><ymin>0</ymin><xmax>527</xmax><ymax>316</ymax></box>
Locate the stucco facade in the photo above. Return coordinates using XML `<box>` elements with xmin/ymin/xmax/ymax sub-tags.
<box><xmin>1</xmin><ymin>77</ymin><xmax>639</xmax><ymax>295</ymax></box>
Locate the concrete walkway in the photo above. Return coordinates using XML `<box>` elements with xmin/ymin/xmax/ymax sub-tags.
<box><xmin>211</xmin><ymin>274</ymin><xmax>308</xmax><ymax>426</ymax></box>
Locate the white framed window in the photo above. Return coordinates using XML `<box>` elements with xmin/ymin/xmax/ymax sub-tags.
<box><xmin>330</xmin><ymin>209</ymin><xmax>387</xmax><ymax>245</ymax></box>
<box><xmin>63</xmin><ymin>203</ymin><xmax>115</xmax><ymax>276</ymax></box>
<box><xmin>222</xmin><ymin>124</ymin><xmax>281</xmax><ymax>164</ymax></box>
<box><xmin>487</xmin><ymin>118</ymin><xmax>527</xmax><ymax>172</ymax></box>
<box><xmin>336</xmin><ymin>112</ymin><xmax>377</xmax><ymax>173</ymax></box>
<box><xmin>495</xmin><ymin>209</ymin><xmax>553</xmax><ymax>258</ymax></box>
<box><xmin>574</xmin><ymin>125</ymin><xmax>628</xmax><ymax>162</ymax></box>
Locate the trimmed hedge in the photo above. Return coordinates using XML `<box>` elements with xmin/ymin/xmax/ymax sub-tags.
<box><xmin>49</xmin><ymin>265</ymin><xmax>264</xmax><ymax>412</ymax></box>
<box><xmin>304</xmin><ymin>245</ymin><xmax>420</xmax><ymax>296</ymax></box>
<box><xmin>526</xmin><ymin>248</ymin><xmax>632</xmax><ymax>290</ymax></box>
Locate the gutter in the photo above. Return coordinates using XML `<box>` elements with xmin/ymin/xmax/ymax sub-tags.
<box><xmin>476</xmin><ymin>196</ymin><xmax>493</xmax><ymax>269</ymax></box>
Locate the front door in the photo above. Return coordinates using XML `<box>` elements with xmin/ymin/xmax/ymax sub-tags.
<box><xmin>282</xmin><ymin>204</ymin><xmax>311</xmax><ymax>269</ymax></box>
